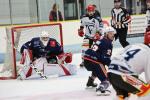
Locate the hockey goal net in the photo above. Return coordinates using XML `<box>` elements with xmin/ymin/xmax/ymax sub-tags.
<box><xmin>0</xmin><ymin>23</ymin><xmax>63</xmax><ymax>79</ymax></box>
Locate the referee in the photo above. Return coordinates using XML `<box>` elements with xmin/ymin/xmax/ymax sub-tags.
<box><xmin>111</xmin><ymin>0</ymin><xmax>131</xmax><ymax>48</ymax></box>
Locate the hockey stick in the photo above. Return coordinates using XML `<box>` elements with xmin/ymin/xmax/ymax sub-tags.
<box><xmin>29</xmin><ymin>63</ymin><xmax>48</xmax><ymax>79</ymax></box>
<box><xmin>5</xmin><ymin>30</ymin><xmax>48</xmax><ymax>79</ymax></box>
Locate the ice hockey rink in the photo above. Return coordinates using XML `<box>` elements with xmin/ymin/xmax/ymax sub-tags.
<box><xmin>0</xmin><ymin>37</ymin><xmax>149</xmax><ymax>100</ymax></box>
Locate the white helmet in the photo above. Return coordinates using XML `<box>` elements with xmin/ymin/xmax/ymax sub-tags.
<box><xmin>104</xmin><ymin>26</ymin><xmax>116</xmax><ymax>35</ymax></box>
<box><xmin>40</xmin><ymin>31</ymin><xmax>49</xmax><ymax>46</ymax></box>
<box><xmin>40</xmin><ymin>31</ymin><xmax>49</xmax><ymax>38</ymax></box>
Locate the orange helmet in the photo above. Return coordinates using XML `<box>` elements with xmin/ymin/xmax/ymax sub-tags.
<box><xmin>87</xmin><ymin>5</ymin><xmax>95</xmax><ymax>12</ymax></box>
<box><xmin>144</xmin><ymin>31</ymin><xmax>150</xmax><ymax>45</ymax></box>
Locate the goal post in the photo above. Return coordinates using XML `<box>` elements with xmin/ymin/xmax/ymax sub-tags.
<box><xmin>0</xmin><ymin>23</ymin><xmax>63</xmax><ymax>79</ymax></box>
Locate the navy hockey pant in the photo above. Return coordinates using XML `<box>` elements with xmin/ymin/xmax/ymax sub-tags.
<box><xmin>83</xmin><ymin>57</ymin><xmax>107</xmax><ymax>82</ymax></box>
<box><xmin>115</xmin><ymin>28</ymin><xmax>129</xmax><ymax>48</ymax></box>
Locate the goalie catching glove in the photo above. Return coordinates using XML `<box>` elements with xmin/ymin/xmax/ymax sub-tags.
<box><xmin>57</xmin><ymin>53</ymin><xmax>72</xmax><ymax>63</ymax></box>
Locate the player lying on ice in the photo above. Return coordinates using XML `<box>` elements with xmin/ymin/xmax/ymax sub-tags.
<box><xmin>83</xmin><ymin>26</ymin><xmax>116</xmax><ymax>95</ymax></box>
<box><xmin>107</xmin><ymin>31</ymin><xmax>150</xmax><ymax>100</ymax></box>
<box><xmin>18</xmin><ymin>31</ymin><xmax>77</xmax><ymax>79</ymax></box>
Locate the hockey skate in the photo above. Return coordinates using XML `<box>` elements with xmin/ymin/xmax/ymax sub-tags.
<box><xmin>79</xmin><ymin>62</ymin><xmax>84</xmax><ymax>68</ymax></box>
<box><xmin>113</xmin><ymin>96</ymin><xmax>129</xmax><ymax>100</ymax></box>
<box><xmin>96</xmin><ymin>81</ymin><xmax>111</xmax><ymax>96</ymax></box>
<box><xmin>86</xmin><ymin>76</ymin><xmax>98</xmax><ymax>88</ymax></box>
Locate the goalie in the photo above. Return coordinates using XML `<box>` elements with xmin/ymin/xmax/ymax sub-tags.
<box><xmin>18</xmin><ymin>31</ymin><xmax>76</xmax><ymax>79</ymax></box>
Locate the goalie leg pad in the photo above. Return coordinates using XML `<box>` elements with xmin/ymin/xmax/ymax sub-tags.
<box><xmin>43</xmin><ymin>64</ymin><xmax>77</xmax><ymax>76</ymax></box>
<box><xmin>32</xmin><ymin>57</ymin><xmax>47</xmax><ymax>72</ymax></box>
<box><xmin>18</xmin><ymin>57</ymin><xmax>47</xmax><ymax>79</ymax></box>
<box><xmin>18</xmin><ymin>49</ymin><xmax>33</xmax><ymax>79</ymax></box>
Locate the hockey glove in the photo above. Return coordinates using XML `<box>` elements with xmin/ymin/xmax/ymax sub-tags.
<box><xmin>64</xmin><ymin>53</ymin><xmax>72</xmax><ymax>63</ymax></box>
<box><xmin>57</xmin><ymin>53</ymin><xmax>72</xmax><ymax>63</ymax></box>
<box><xmin>78</xmin><ymin>28</ymin><xmax>84</xmax><ymax>37</ymax></box>
<box><xmin>93</xmin><ymin>32</ymin><xmax>101</xmax><ymax>42</ymax></box>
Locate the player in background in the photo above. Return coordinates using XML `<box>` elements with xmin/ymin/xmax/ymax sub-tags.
<box><xmin>83</xmin><ymin>27</ymin><xmax>116</xmax><ymax>95</ymax></box>
<box><xmin>92</xmin><ymin>4</ymin><xmax>103</xmax><ymax>28</ymax></box>
<box><xmin>78</xmin><ymin>4</ymin><xmax>103</xmax><ymax>67</ymax></box>
<box><xmin>18</xmin><ymin>31</ymin><xmax>75</xmax><ymax>79</ymax></box>
<box><xmin>111</xmin><ymin>0</ymin><xmax>131</xmax><ymax>48</ymax></box>
<box><xmin>107</xmin><ymin>32</ymin><xmax>150</xmax><ymax>99</ymax></box>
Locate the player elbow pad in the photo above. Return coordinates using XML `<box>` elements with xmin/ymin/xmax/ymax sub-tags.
<box><xmin>20</xmin><ymin>49</ymin><xmax>33</xmax><ymax>64</ymax></box>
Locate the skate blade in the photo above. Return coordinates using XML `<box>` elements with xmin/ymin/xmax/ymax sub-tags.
<box><xmin>96</xmin><ymin>90</ymin><xmax>111</xmax><ymax>96</ymax></box>
<box><xmin>86</xmin><ymin>86</ymin><xmax>97</xmax><ymax>90</ymax></box>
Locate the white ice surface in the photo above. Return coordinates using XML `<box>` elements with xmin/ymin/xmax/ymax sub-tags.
<box><xmin>0</xmin><ymin>48</ymin><xmax>147</xmax><ymax>100</ymax></box>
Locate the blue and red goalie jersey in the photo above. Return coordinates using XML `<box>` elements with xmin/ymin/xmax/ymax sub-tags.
<box><xmin>20</xmin><ymin>37</ymin><xmax>63</xmax><ymax>60</ymax></box>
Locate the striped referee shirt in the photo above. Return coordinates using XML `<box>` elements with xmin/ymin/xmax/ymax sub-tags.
<box><xmin>111</xmin><ymin>7</ymin><xmax>131</xmax><ymax>29</ymax></box>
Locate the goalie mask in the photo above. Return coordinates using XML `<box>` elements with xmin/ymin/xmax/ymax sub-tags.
<box><xmin>87</xmin><ymin>5</ymin><xmax>95</xmax><ymax>16</ymax></box>
<box><xmin>104</xmin><ymin>27</ymin><xmax>116</xmax><ymax>41</ymax></box>
<box><xmin>40</xmin><ymin>31</ymin><xmax>50</xmax><ymax>46</ymax></box>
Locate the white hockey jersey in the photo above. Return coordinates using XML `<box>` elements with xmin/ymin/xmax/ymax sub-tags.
<box><xmin>108</xmin><ymin>44</ymin><xmax>150</xmax><ymax>83</ymax></box>
<box><xmin>81</xmin><ymin>15</ymin><xmax>102</xmax><ymax>38</ymax></box>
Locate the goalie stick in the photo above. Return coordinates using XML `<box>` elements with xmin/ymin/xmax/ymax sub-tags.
<box><xmin>5</xmin><ymin>29</ymin><xmax>48</xmax><ymax>79</ymax></box>
<box><xmin>28</xmin><ymin>63</ymin><xmax>48</xmax><ymax>79</ymax></box>
<box><xmin>17</xmin><ymin>63</ymin><xmax>48</xmax><ymax>80</ymax></box>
